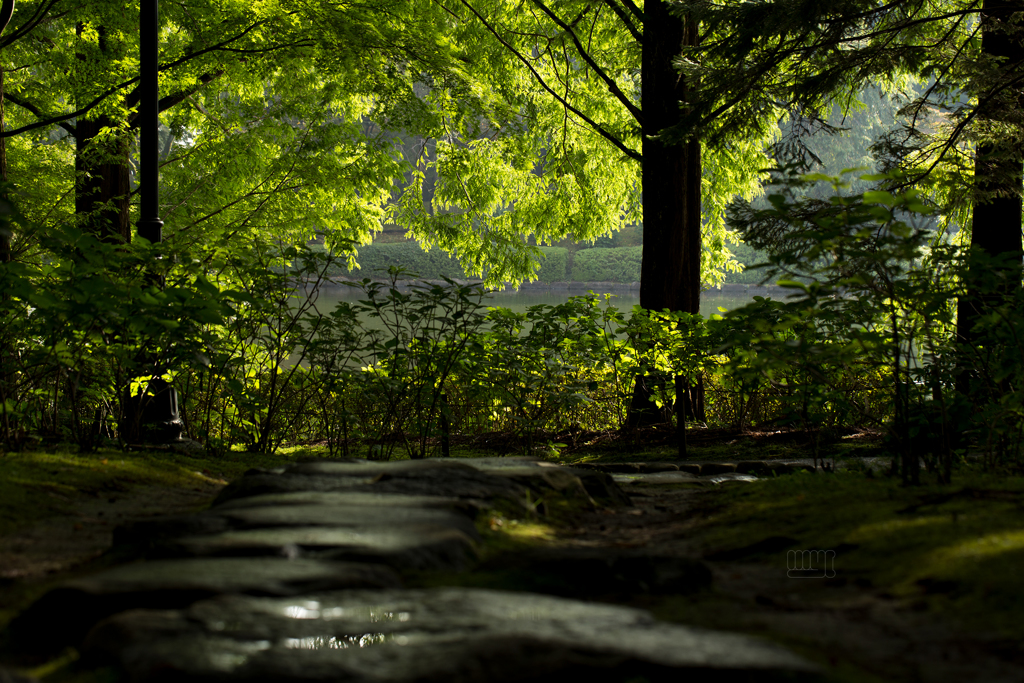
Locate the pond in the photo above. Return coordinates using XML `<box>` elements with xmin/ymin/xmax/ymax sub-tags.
<box><xmin>307</xmin><ymin>282</ymin><xmax>786</xmax><ymax>321</ymax></box>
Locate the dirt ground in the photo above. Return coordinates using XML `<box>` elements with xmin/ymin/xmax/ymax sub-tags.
<box><xmin>2</xmin><ymin>473</ymin><xmax>1023</xmax><ymax>683</ymax></box>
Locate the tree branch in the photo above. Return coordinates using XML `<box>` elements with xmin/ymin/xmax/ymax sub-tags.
<box><xmin>3</xmin><ymin>15</ymin><xmax>310</xmax><ymax>138</ymax></box>
<box><xmin>3</xmin><ymin>92</ymin><xmax>76</xmax><ymax>135</ymax></box>
<box><xmin>455</xmin><ymin>0</ymin><xmax>641</xmax><ymax>161</ymax></box>
<box><xmin>619</xmin><ymin>0</ymin><xmax>642</xmax><ymax>23</ymax></box>
<box><xmin>601</xmin><ymin>0</ymin><xmax>642</xmax><ymax>43</ymax></box>
<box><xmin>897</xmin><ymin>69</ymin><xmax>1024</xmax><ymax>190</ymax></box>
<box><xmin>127</xmin><ymin>70</ymin><xmax>225</xmax><ymax>123</ymax></box>
<box><xmin>531</xmin><ymin>0</ymin><xmax>642</xmax><ymax>123</ymax></box>
<box><xmin>0</xmin><ymin>0</ymin><xmax>61</xmax><ymax>49</ymax></box>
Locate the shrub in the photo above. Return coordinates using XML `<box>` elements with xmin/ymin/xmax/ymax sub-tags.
<box><xmin>570</xmin><ymin>247</ymin><xmax>642</xmax><ymax>282</ymax></box>
<box><xmin>535</xmin><ymin>247</ymin><xmax>568</xmax><ymax>282</ymax></box>
<box><xmin>723</xmin><ymin>242</ymin><xmax>772</xmax><ymax>285</ymax></box>
<box><xmin>328</xmin><ymin>242</ymin><xmax>468</xmax><ymax>280</ymax></box>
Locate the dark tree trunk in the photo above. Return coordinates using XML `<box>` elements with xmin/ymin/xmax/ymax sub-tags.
<box><xmin>74</xmin><ymin>23</ymin><xmax>132</xmax><ymax>244</ymax></box>
<box><xmin>957</xmin><ymin>0</ymin><xmax>1024</xmax><ymax>362</ymax></box>
<box><xmin>0</xmin><ymin>59</ymin><xmax>9</xmax><ymax>263</ymax></box>
<box><xmin>628</xmin><ymin>3</ymin><xmax>702</xmax><ymax>428</ymax></box>
<box><xmin>75</xmin><ymin>114</ymin><xmax>132</xmax><ymax>243</ymax></box>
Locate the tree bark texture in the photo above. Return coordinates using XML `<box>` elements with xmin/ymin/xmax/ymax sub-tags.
<box><xmin>628</xmin><ymin>2</ymin><xmax>702</xmax><ymax>428</ymax></box>
<box><xmin>639</xmin><ymin>2</ymin><xmax>700</xmax><ymax>316</ymax></box>
<box><xmin>0</xmin><ymin>57</ymin><xmax>9</xmax><ymax>264</ymax></box>
<box><xmin>958</xmin><ymin>0</ymin><xmax>1024</xmax><ymax>346</ymax></box>
<box><xmin>74</xmin><ymin>22</ymin><xmax>132</xmax><ymax>244</ymax></box>
<box><xmin>75</xmin><ymin>114</ymin><xmax>132</xmax><ymax>243</ymax></box>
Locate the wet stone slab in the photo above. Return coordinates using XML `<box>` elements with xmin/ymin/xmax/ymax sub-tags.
<box><xmin>115</xmin><ymin>504</ymin><xmax>480</xmax><ymax>554</ymax></box>
<box><xmin>83</xmin><ymin>588</ymin><xmax>820</xmax><ymax>683</ymax></box>
<box><xmin>214</xmin><ymin>460</ymin><xmax>530</xmax><ymax>509</ymax></box>
<box><xmin>164</xmin><ymin>525</ymin><xmax>478</xmax><ymax>571</ymax></box>
<box><xmin>706</xmin><ymin>473</ymin><xmax>760</xmax><ymax>485</ymax></box>
<box><xmin>450</xmin><ymin>458</ymin><xmax>633</xmax><ymax>506</ymax></box>
<box><xmin>612</xmin><ymin>471</ymin><xmax>703</xmax><ymax>486</ymax></box>
<box><xmin>471</xmin><ymin>465</ymin><xmax>632</xmax><ymax>507</ymax></box>
<box><xmin>212</xmin><ymin>491</ymin><xmax>483</xmax><ymax>517</ymax></box>
<box><xmin>10</xmin><ymin>558</ymin><xmax>401</xmax><ymax>654</ymax></box>
<box><xmin>475</xmin><ymin>548</ymin><xmax>713</xmax><ymax>597</ymax></box>
<box><xmin>11</xmin><ymin>458</ymin><xmax>821</xmax><ymax>680</ymax></box>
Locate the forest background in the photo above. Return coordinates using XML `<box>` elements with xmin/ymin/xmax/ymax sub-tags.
<box><xmin>0</xmin><ymin>0</ymin><xmax>1022</xmax><ymax>486</ymax></box>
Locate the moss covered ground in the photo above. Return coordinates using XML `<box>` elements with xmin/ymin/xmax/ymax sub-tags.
<box><xmin>679</xmin><ymin>467</ymin><xmax>1024</xmax><ymax>639</ymax></box>
<box><xmin>0</xmin><ymin>446</ymin><xmax>321</xmax><ymax>539</ymax></box>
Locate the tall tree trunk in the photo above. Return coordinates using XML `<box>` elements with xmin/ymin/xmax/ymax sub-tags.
<box><xmin>957</xmin><ymin>0</ymin><xmax>1024</xmax><ymax>357</ymax></box>
<box><xmin>74</xmin><ymin>22</ymin><xmax>132</xmax><ymax>244</ymax></box>
<box><xmin>628</xmin><ymin>3</ymin><xmax>702</xmax><ymax>428</ymax></box>
<box><xmin>75</xmin><ymin>114</ymin><xmax>132</xmax><ymax>243</ymax></box>
<box><xmin>0</xmin><ymin>58</ymin><xmax>9</xmax><ymax>264</ymax></box>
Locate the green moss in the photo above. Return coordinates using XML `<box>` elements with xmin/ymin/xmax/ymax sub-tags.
<box><xmin>688</xmin><ymin>470</ymin><xmax>1024</xmax><ymax>638</ymax></box>
<box><xmin>0</xmin><ymin>446</ymin><xmax>328</xmax><ymax>538</ymax></box>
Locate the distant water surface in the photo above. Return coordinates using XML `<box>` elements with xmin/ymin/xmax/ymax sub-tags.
<box><xmin>311</xmin><ymin>284</ymin><xmax>781</xmax><ymax>320</ymax></box>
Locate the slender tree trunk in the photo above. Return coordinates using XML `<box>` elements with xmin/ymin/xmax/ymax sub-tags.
<box><xmin>628</xmin><ymin>3</ymin><xmax>702</xmax><ymax>428</ymax></box>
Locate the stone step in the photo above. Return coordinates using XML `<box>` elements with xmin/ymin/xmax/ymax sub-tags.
<box><xmin>82</xmin><ymin>588</ymin><xmax>820</xmax><ymax>682</ymax></box>
<box><xmin>11</xmin><ymin>457</ymin><xmax>819</xmax><ymax>681</ymax></box>
<box><xmin>10</xmin><ymin>558</ymin><xmax>401</xmax><ymax>652</ymax></box>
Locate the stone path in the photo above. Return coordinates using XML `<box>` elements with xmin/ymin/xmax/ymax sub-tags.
<box><xmin>10</xmin><ymin>457</ymin><xmax>822</xmax><ymax>682</ymax></box>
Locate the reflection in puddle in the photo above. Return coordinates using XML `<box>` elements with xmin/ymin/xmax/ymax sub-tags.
<box><xmin>707</xmin><ymin>474</ymin><xmax>759</xmax><ymax>484</ymax></box>
<box><xmin>281</xmin><ymin>602</ymin><xmax>411</xmax><ymax>623</ymax></box>
<box><xmin>282</xmin><ymin>633</ymin><xmax>400</xmax><ymax>649</ymax></box>
<box><xmin>209</xmin><ymin>640</ymin><xmax>271</xmax><ymax>671</ymax></box>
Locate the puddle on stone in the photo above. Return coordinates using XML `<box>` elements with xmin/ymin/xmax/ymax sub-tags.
<box><xmin>86</xmin><ymin>587</ymin><xmax>817</xmax><ymax>681</ymax></box>
<box><xmin>281</xmin><ymin>633</ymin><xmax>395</xmax><ymax>649</ymax></box>
<box><xmin>611</xmin><ymin>472</ymin><xmax>702</xmax><ymax>485</ymax></box>
<box><xmin>707</xmin><ymin>473</ymin><xmax>759</xmax><ymax>484</ymax></box>
<box><xmin>281</xmin><ymin>602</ymin><xmax>411</xmax><ymax>623</ymax></box>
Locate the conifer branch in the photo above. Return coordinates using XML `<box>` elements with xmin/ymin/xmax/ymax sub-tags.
<box><xmin>898</xmin><ymin>70</ymin><xmax>1024</xmax><ymax>190</ymax></box>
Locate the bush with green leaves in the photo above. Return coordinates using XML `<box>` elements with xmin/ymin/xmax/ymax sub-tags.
<box><xmin>176</xmin><ymin>242</ymin><xmax>354</xmax><ymax>454</ymax></box>
<box><xmin>570</xmin><ymin>247</ymin><xmax>642</xmax><ymax>282</ymax></box>
<box><xmin>325</xmin><ymin>242</ymin><xmax>467</xmax><ymax>281</ymax></box>
<box><xmin>467</xmin><ymin>294</ymin><xmax>629</xmax><ymax>451</ymax></box>
<box><xmin>722</xmin><ymin>169</ymin><xmax>1024</xmax><ymax>480</ymax></box>
<box><xmin>0</xmin><ymin>221</ymin><xmax>231</xmax><ymax>451</ymax></box>
<box><xmin>339</xmin><ymin>270</ymin><xmax>490</xmax><ymax>459</ymax></box>
<box><xmin>534</xmin><ymin>246</ymin><xmax>568</xmax><ymax>282</ymax></box>
<box><xmin>11</xmin><ymin>171</ymin><xmax>999</xmax><ymax>466</ymax></box>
